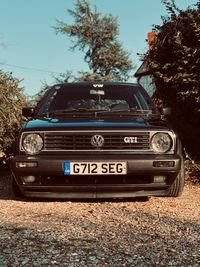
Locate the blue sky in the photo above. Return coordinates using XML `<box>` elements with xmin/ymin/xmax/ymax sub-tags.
<box><xmin>0</xmin><ymin>0</ymin><xmax>198</xmax><ymax>96</ymax></box>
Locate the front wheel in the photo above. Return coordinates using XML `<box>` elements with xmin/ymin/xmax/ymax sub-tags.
<box><xmin>166</xmin><ymin>161</ymin><xmax>185</xmax><ymax>197</ymax></box>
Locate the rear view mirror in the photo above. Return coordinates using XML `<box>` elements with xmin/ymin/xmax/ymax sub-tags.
<box><xmin>22</xmin><ymin>107</ymin><xmax>35</xmax><ymax>118</ymax></box>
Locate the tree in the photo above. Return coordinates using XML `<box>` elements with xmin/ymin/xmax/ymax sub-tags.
<box><xmin>54</xmin><ymin>0</ymin><xmax>133</xmax><ymax>81</ymax></box>
<box><xmin>0</xmin><ymin>70</ymin><xmax>28</xmax><ymax>153</ymax></box>
<box><xmin>145</xmin><ymin>0</ymin><xmax>200</xmax><ymax>158</ymax></box>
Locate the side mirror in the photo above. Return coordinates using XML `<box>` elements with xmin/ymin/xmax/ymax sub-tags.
<box><xmin>162</xmin><ymin>107</ymin><xmax>172</xmax><ymax>117</ymax></box>
<box><xmin>22</xmin><ymin>107</ymin><xmax>35</xmax><ymax>118</ymax></box>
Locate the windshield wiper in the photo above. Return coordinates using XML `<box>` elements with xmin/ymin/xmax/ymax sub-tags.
<box><xmin>96</xmin><ymin>109</ymin><xmax>153</xmax><ymax>115</ymax></box>
<box><xmin>95</xmin><ymin>109</ymin><xmax>161</xmax><ymax>120</ymax></box>
<box><xmin>41</xmin><ymin>108</ymin><xmax>108</xmax><ymax>117</ymax></box>
<box><xmin>39</xmin><ymin>108</ymin><xmax>75</xmax><ymax>118</ymax></box>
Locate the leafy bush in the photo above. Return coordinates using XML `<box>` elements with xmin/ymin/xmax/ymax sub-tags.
<box><xmin>145</xmin><ymin>0</ymin><xmax>200</xmax><ymax>159</ymax></box>
<box><xmin>0</xmin><ymin>71</ymin><xmax>29</xmax><ymax>154</ymax></box>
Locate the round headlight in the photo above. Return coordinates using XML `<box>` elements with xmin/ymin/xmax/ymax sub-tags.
<box><xmin>22</xmin><ymin>133</ymin><xmax>43</xmax><ymax>154</ymax></box>
<box><xmin>151</xmin><ymin>133</ymin><xmax>172</xmax><ymax>153</ymax></box>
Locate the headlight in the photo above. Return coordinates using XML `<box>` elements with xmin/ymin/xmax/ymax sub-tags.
<box><xmin>22</xmin><ymin>133</ymin><xmax>44</xmax><ymax>154</ymax></box>
<box><xmin>151</xmin><ymin>133</ymin><xmax>172</xmax><ymax>153</ymax></box>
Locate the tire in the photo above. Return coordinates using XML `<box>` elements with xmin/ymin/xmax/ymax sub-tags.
<box><xmin>12</xmin><ymin>178</ymin><xmax>23</xmax><ymax>198</ymax></box>
<box><xmin>166</xmin><ymin>161</ymin><xmax>185</xmax><ymax>197</ymax></box>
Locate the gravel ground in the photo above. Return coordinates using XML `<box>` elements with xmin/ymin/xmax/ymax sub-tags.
<box><xmin>0</xmin><ymin>173</ymin><xmax>199</xmax><ymax>267</ymax></box>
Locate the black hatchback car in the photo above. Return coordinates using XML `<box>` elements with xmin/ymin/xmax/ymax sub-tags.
<box><xmin>10</xmin><ymin>82</ymin><xmax>184</xmax><ymax>199</ymax></box>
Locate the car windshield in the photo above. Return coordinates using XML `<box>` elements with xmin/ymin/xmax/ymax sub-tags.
<box><xmin>37</xmin><ymin>84</ymin><xmax>158</xmax><ymax>116</ymax></box>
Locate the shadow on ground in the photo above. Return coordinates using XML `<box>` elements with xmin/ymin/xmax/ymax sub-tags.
<box><xmin>0</xmin><ymin>200</ymin><xmax>199</xmax><ymax>266</ymax></box>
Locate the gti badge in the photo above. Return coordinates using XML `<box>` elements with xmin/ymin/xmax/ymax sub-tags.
<box><xmin>124</xmin><ymin>137</ymin><xmax>138</xmax><ymax>143</ymax></box>
<box><xmin>91</xmin><ymin>135</ymin><xmax>104</xmax><ymax>147</ymax></box>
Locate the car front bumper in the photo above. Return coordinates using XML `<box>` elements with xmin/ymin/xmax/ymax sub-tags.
<box><xmin>10</xmin><ymin>154</ymin><xmax>182</xmax><ymax>199</ymax></box>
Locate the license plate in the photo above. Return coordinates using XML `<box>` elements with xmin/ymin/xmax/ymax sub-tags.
<box><xmin>64</xmin><ymin>162</ymin><xmax>127</xmax><ymax>175</ymax></box>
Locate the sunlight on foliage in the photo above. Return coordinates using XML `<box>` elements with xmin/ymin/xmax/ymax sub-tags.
<box><xmin>145</xmin><ymin>0</ymin><xmax>200</xmax><ymax>158</ymax></box>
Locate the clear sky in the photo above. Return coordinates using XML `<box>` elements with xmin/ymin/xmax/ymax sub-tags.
<box><xmin>0</xmin><ymin>0</ymin><xmax>198</xmax><ymax>96</ymax></box>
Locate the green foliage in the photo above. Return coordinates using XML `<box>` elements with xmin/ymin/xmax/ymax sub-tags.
<box><xmin>145</xmin><ymin>0</ymin><xmax>200</xmax><ymax>158</ymax></box>
<box><xmin>35</xmin><ymin>0</ymin><xmax>134</xmax><ymax>101</ymax></box>
<box><xmin>0</xmin><ymin>71</ymin><xmax>28</xmax><ymax>153</ymax></box>
<box><xmin>55</xmin><ymin>0</ymin><xmax>133</xmax><ymax>81</ymax></box>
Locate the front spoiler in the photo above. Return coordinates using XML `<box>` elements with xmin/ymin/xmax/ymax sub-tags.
<box><xmin>22</xmin><ymin>190</ymin><xmax>167</xmax><ymax>199</ymax></box>
<box><xmin>19</xmin><ymin>183</ymin><xmax>169</xmax><ymax>199</ymax></box>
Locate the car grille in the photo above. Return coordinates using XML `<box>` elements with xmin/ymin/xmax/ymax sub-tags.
<box><xmin>39</xmin><ymin>174</ymin><xmax>153</xmax><ymax>185</ymax></box>
<box><xmin>43</xmin><ymin>132</ymin><xmax>150</xmax><ymax>151</ymax></box>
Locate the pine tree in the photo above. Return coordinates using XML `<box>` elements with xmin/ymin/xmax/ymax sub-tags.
<box><xmin>55</xmin><ymin>0</ymin><xmax>133</xmax><ymax>81</ymax></box>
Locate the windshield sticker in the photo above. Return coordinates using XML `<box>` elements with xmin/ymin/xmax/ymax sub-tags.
<box><xmin>90</xmin><ymin>90</ymin><xmax>105</xmax><ymax>95</ymax></box>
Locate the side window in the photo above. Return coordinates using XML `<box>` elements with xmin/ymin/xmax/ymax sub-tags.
<box><xmin>138</xmin><ymin>75</ymin><xmax>156</xmax><ymax>97</ymax></box>
<box><xmin>37</xmin><ymin>89</ymin><xmax>60</xmax><ymax>114</ymax></box>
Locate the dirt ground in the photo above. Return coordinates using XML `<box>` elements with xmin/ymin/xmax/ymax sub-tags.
<box><xmin>0</xmin><ymin>173</ymin><xmax>199</xmax><ymax>266</ymax></box>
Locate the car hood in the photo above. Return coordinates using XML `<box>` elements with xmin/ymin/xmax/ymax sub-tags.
<box><xmin>23</xmin><ymin>116</ymin><xmax>169</xmax><ymax>131</ymax></box>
